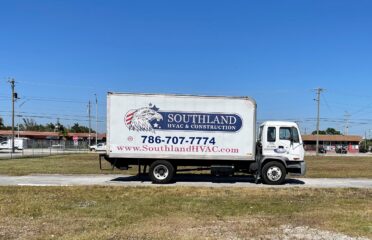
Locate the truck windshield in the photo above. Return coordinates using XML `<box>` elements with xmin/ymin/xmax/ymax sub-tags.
<box><xmin>291</xmin><ymin>127</ymin><xmax>300</xmax><ymax>143</ymax></box>
<box><xmin>279</xmin><ymin>127</ymin><xmax>300</xmax><ymax>143</ymax></box>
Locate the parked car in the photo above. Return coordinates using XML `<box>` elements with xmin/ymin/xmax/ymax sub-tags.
<box><xmin>51</xmin><ymin>144</ymin><xmax>64</xmax><ymax>149</ymax></box>
<box><xmin>318</xmin><ymin>146</ymin><xmax>327</xmax><ymax>154</ymax></box>
<box><xmin>335</xmin><ymin>146</ymin><xmax>348</xmax><ymax>154</ymax></box>
<box><xmin>90</xmin><ymin>142</ymin><xmax>106</xmax><ymax>152</ymax></box>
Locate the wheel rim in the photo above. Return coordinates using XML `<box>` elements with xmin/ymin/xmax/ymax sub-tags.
<box><xmin>153</xmin><ymin>164</ymin><xmax>169</xmax><ymax>180</ymax></box>
<box><xmin>267</xmin><ymin>166</ymin><xmax>282</xmax><ymax>182</ymax></box>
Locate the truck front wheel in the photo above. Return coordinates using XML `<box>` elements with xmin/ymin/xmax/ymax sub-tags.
<box><xmin>261</xmin><ymin>161</ymin><xmax>286</xmax><ymax>185</ymax></box>
<box><xmin>149</xmin><ymin>160</ymin><xmax>175</xmax><ymax>184</ymax></box>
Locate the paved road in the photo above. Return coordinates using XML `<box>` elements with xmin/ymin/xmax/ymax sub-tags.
<box><xmin>0</xmin><ymin>174</ymin><xmax>371</xmax><ymax>188</ymax></box>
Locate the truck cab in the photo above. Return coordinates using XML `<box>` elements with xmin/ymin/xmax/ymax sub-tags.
<box><xmin>256</xmin><ymin>121</ymin><xmax>306</xmax><ymax>184</ymax></box>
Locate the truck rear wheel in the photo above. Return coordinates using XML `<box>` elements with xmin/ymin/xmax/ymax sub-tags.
<box><xmin>149</xmin><ymin>160</ymin><xmax>175</xmax><ymax>184</ymax></box>
<box><xmin>261</xmin><ymin>161</ymin><xmax>286</xmax><ymax>185</ymax></box>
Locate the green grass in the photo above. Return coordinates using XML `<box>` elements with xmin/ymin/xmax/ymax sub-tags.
<box><xmin>0</xmin><ymin>153</ymin><xmax>133</xmax><ymax>175</ymax></box>
<box><xmin>0</xmin><ymin>187</ymin><xmax>370</xmax><ymax>239</ymax></box>
<box><xmin>304</xmin><ymin>155</ymin><xmax>372</xmax><ymax>178</ymax></box>
<box><xmin>0</xmin><ymin>153</ymin><xmax>371</xmax><ymax>178</ymax></box>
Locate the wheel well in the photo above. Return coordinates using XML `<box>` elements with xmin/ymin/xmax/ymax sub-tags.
<box><xmin>261</xmin><ymin>159</ymin><xmax>286</xmax><ymax>168</ymax></box>
<box><xmin>148</xmin><ymin>160</ymin><xmax>177</xmax><ymax>168</ymax></box>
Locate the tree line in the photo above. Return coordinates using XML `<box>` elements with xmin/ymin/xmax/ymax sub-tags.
<box><xmin>0</xmin><ymin>117</ymin><xmax>95</xmax><ymax>134</ymax></box>
<box><xmin>311</xmin><ymin>128</ymin><xmax>341</xmax><ymax>135</ymax></box>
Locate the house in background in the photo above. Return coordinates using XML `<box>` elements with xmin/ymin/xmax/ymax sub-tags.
<box><xmin>302</xmin><ymin>134</ymin><xmax>362</xmax><ymax>153</ymax></box>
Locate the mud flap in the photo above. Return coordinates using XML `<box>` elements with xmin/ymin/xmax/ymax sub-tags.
<box><xmin>254</xmin><ymin>157</ymin><xmax>262</xmax><ymax>184</ymax></box>
<box><xmin>99</xmin><ymin>154</ymin><xmax>115</xmax><ymax>170</ymax></box>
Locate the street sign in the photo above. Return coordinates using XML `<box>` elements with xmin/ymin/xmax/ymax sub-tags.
<box><xmin>73</xmin><ymin>136</ymin><xmax>78</xmax><ymax>146</ymax></box>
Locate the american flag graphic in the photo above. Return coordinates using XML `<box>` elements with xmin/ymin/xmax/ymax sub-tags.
<box><xmin>125</xmin><ymin>110</ymin><xmax>136</xmax><ymax>127</ymax></box>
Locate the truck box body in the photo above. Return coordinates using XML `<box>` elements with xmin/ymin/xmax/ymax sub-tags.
<box><xmin>0</xmin><ymin>138</ymin><xmax>28</xmax><ymax>150</ymax></box>
<box><xmin>107</xmin><ymin>93</ymin><xmax>256</xmax><ymax>161</ymax></box>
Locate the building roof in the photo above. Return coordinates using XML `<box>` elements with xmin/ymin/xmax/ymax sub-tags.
<box><xmin>302</xmin><ymin>134</ymin><xmax>362</xmax><ymax>142</ymax></box>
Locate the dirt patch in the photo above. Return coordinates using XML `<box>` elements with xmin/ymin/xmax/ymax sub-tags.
<box><xmin>123</xmin><ymin>217</ymin><xmax>370</xmax><ymax>240</ymax></box>
<box><xmin>264</xmin><ymin>225</ymin><xmax>370</xmax><ymax>240</ymax></box>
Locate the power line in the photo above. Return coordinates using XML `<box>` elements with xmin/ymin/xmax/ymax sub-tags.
<box><xmin>15</xmin><ymin>80</ymin><xmax>97</xmax><ymax>90</ymax></box>
<box><xmin>321</xmin><ymin>94</ymin><xmax>333</xmax><ymax>113</ymax></box>
<box><xmin>0</xmin><ymin>95</ymin><xmax>106</xmax><ymax>106</ymax></box>
<box><xmin>0</xmin><ymin>110</ymin><xmax>105</xmax><ymax>119</ymax></box>
<box><xmin>0</xmin><ymin>114</ymin><xmax>105</xmax><ymax>123</ymax></box>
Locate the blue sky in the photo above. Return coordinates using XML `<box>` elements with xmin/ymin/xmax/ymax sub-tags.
<box><xmin>0</xmin><ymin>0</ymin><xmax>372</xmax><ymax>135</ymax></box>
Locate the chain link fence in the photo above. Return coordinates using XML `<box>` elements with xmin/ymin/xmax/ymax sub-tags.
<box><xmin>0</xmin><ymin>139</ymin><xmax>94</xmax><ymax>159</ymax></box>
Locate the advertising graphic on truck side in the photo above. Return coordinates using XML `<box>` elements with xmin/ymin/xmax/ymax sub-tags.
<box><xmin>108</xmin><ymin>94</ymin><xmax>256</xmax><ymax>160</ymax></box>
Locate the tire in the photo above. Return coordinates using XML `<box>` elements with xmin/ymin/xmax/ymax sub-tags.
<box><xmin>261</xmin><ymin>161</ymin><xmax>286</xmax><ymax>185</ymax></box>
<box><xmin>149</xmin><ymin>160</ymin><xmax>175</xmax><ymax>184</ymax></box>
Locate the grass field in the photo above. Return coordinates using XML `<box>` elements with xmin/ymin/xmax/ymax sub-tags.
<box><xmin>305</xmin><ymin>155</ymin><xmax>372</xmax><ymax>178</ymax></box>
<box><xmin>0</xmin><ymin>153</ymin><xmax>124</xmax><ymax>175</ymax></box>
<box><xmin>0</xmin><ymin>155</ymin><xmax>371</xmax><ymax>239</ymax></box>
<box><xmin>0</xmin><ymin>153</ymin><xmax>371</xmax><ymax>178</ymax></box>
<box><xmin>0</xmin><ymin>186</ymin><xmax>370</xmax><ymax>240</ymax></box>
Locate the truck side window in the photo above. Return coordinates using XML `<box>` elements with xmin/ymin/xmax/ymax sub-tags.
<box><xmin>279</xmin><ymin>127</ymin><xmax>291</xmax><ymax>140</ymax></box>
<box><xmin>267</xmin><ymin>127</ymin><xmax>276</xmax><ymax>142</ymax></box>
<box><xmin>291</xmin><ymin>127</ymin><xmax>300</xmax><ymax>143</ymax></box>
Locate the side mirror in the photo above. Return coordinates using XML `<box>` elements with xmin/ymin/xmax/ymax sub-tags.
<box><xmin>289</xmin><ymin>136</ymin><xmax>294</xmax><ymax>144</ymax></box>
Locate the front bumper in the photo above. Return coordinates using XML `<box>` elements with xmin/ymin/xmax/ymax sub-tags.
<box><xmin>286</xmin><ymin>161</ymin><xmax>306</xmax><ymax>176</ymax></box>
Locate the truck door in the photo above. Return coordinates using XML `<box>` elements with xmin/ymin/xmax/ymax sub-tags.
<box><xmin>278</xmin><ymin>127</ymin><xmax>303</xmax><ymax>160</ymax></box>
<box><xmin>262</xmin><ymin>126</ymin><xmax>280</xmax><ymax>156</ymax></box>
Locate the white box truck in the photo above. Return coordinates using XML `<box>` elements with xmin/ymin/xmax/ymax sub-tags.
<box><xmin>102</xmin><ymin>92</ymin><xmax>306</xmax><ymax>185</ymax></box>
<box><xmin>0</xmin><ymin>138</ymin><xmax>28</xmax><ymax>150</ymax></box>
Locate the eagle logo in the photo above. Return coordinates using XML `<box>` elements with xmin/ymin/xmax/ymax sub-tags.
<box><xmin>125</xmin><ymin>105</ymin><xmax>163</xmax><ymax>132</ymax></box>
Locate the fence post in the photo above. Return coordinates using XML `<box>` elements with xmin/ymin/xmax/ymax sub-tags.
<box><xmin>32</xmin><ymin>140</ymin><xmax>35</xmax><ymax>157</ymax></box>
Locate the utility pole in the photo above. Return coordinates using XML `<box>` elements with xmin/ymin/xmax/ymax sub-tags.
<box><xmin>344</xmin><ymin>111</ymin><xmax>351</xmax><ymax>135</ymax></box>
<box><xmin>365</xmin><ymin>131</ymin><xmax>367</xmax><ymax>150</ymax></box>
<box><xmin>88</xmin><ymin>100</ymin><xmax>91</xmax><ymax>146</ymax></box>
<box><xmin>365</xmin><ymin>129</ymin><xmax>372</xmax><ymax>151</ymax></box>
<box><xmin>314</xmin><ymin>88</ymin><xmax>324</xmax><ymax>156</ymax></box>
<box><xmin>8</xmin><ymin>79</ymin><xmax>16</xmax><ymax>153</ymax></box>
<box><xmin>95</xmin><ymin>94</ymin><xmax>98</xmax><ymax>145</ymax></box>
